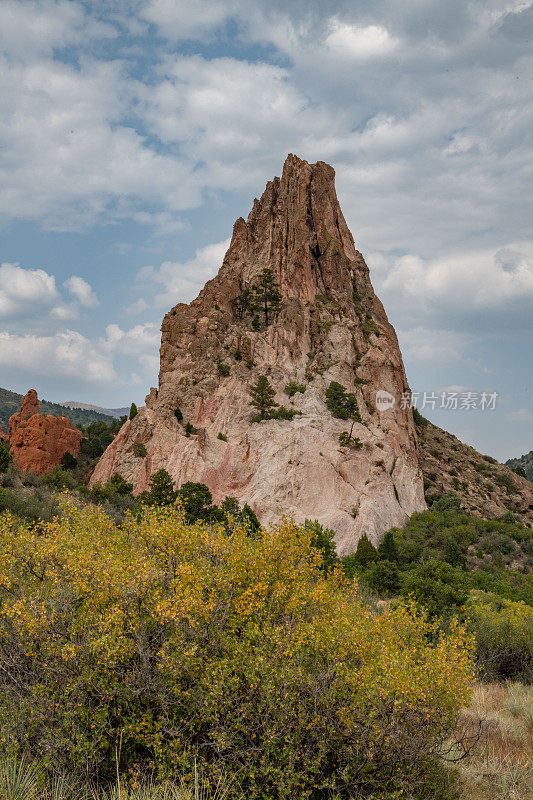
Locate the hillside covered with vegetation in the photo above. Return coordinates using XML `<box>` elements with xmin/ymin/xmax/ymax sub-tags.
<box><xmin>0</xmin><ymin>386</ymin><xmax>113</xmax><ymax>432</ymax></box>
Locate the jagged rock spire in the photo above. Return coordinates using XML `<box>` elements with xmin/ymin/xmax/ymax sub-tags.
<box><xmin>91</xmin><ymin>155</ymin><xmax>426</xmax><ymax>552</ymax></box>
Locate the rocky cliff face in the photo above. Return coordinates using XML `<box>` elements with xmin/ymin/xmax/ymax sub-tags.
<box><xmin>9</xmin><ymin>389</ymin><xmax>84</xmax><ymax>475</ymax></box>
<box><xmin>91</xmin><ymin>155</ymin><xmax>426</xmax><ymax>552</ymax></box>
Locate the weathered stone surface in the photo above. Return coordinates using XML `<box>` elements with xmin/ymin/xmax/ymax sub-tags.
<box><xmin>91</xmin><ymin>155</ymin><xmax>426</xmax><ymax>552</ymax></box>
<box><xmin>9</xmin><ymin>389</ymin><xmax>84</xmax><ymax>475</ymax></box>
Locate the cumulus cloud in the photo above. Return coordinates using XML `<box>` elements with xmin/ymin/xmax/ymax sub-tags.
<box><xmin>64</xmin><ymin>276</ymin><xmax>99</xmax><ymax>307</ymax></box>
<box><xmin>506</xmin><ymin>408</ymin><xmax>533</xmax><ymax>423</ymax></box>
<box><xmin>0</xmin><ymin>262</ymin><xmax>58</xmax><ymax>318</ymax></box>
<box><xmin>0</xmin><ymin>48</ymin><xmax>200</xmax><ymax>231</ymax></box>
<box><xmin>0</xmin><ymin>330</ymin><xmax>116</xmax><ymax>383</ymax></box>
<box><xmin>143</xmin><ymin>0</ymin><xmax>235</xmax><ymax>40</ymax></box>
<box><xmin>375</xmin><ymin>243</ymin><xmax>533</xmax><ymax>328</ymax></box>
<box><xmin>324</xmin><ymin>21</ymin><xmax>398</xmax><ymax>59</ymax></box>
<box><xmin>397</xmin><ymin>327</ymin><xmax>469</xmax><ymax>364</ymax></box>
<box><xmin>139</xmin><ymin>238</ymin><xmax>231</xmax><ymax>306</ymax></box>
<box><xmin>102</xmin><ymin>322</ymin><xmax>161</xmax><ymax>356</ymax></box>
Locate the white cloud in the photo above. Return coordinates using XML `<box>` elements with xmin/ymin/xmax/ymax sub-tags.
<box><xmin>0</xmin><ymin>53</ymin><xmax>200</xmax><ymax>231</ymax></box>
<box><xmin>0</xmin><ymin>262</ymin><xmax>58</xmax><ymax>317</ymax></box>
<box><xmin>50</xmin><ymin>304</ymin><xmax>79</xmax><ymax>321</ymax></box>
<box><xmin>0</xmin><ymin>330</ymin><xmax>116</xmax><ymax>383</ymax></box>
<box><xmin>102</xmin><ymin>322</ymin><xmax>161</xmax><ymax>356</ymax></box>
<box><xmin>64</xmin><ymin>275</ymin><xmax>99</xmax><ymax>307</ymax></box>
<box><xmin>139</xmin><ymin>238</ymin><xmax>230</xmax><ymax>306</ymax></box>
<box><xmin>143</xmin><ymin>0</ymin><xmax>235</xmax><ymax>40</ymax></box>
<box><xmin>125</xmin><ymin>298</ymin><xmax>149</xmax><ymax>315</ymax></box>
<box><xmin>378</xmin><ymin>243</ymin><xmax>533</xmax><ymax>320</ymax></box>
<box><xmin>137</xmin><ymin>55</ymin><xmax>329</xmax><ymax>191</ymax></box>
<box><xmin>0</xmin><ymin>0</ymin><xmax>115</xmax><ymax>59</ymax></box>
<box><xmin>325</xmin><ymin>21</ymin><xmax>398</xmax><ymax>59</ymax></box>
<box><xmin>398</xmin><ymin>327</ymin><xmax>468</xmax><ymax>364</ymax></box>
<box><xmin>506</xmin><ymin>408</ymin><xmax>533</xmax><ymax>422</ymax></box>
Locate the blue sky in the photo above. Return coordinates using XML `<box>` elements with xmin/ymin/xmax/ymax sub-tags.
<box><xmin>0</xmin><ymin>0</ymin><xmax>531</xmax><ymax>461</ymax></box>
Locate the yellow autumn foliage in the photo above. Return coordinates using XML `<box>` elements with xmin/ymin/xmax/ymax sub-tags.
<box><xmin>0</xmin><ymin>500</ymin><xmax>475</xmax><ymax>799</ymax></box>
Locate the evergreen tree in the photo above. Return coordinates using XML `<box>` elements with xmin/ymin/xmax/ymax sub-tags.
<box><xmin>325</xmin><ymin>381</ymin><xmax>361</xmax><ymax>443</ymax></box>
<box><xmin>129</xmin><ymin>402</ymin><xmax>138</xmax><ymax>420</ymax></box>
<box><xmin>178</xmin><ymin>482</ymin><xmax>222</xmax><ymax>524</ymax></box>
<box><xmin>352</xmin><ymin>533</ymin><xmax>378</xmax><ymax>568</ymax></box>
<box><xmin>366</xmin><ymin>560</ymin><xmax>401</xmax><ymax>596</ymax></box>
<box><xmin>221</xmin><ymin>497</ymin><xmax>261</xmax><ymax>534</ymax></box>
<box><xmin>0</xmin><ymin>441</ymin><xmax>12</xmax><ymax>473</ymax></box>
<box><xmin>251</xmin><ymin>268</ymin><xmax>282</xmax><ymax>326</ymax></box>
<box><xmin>249</xmin><ymin>375</ymin><xmax>278</xmax><ymax>420</ymax></box>
<box><xmin>304</xmin><ymin>519</ymin><xmax>338</xmax><ymax>573</ymax></box>
<box><xmin>377</xmin><ymin>529</ymin><xmax>399</xmax><ymax>563</ymax></box>
<box><xmin>231</xmin><ymin>286</ymin><xmax>252</xmax><ymax>319</ymax></box>
<box><xmin>241</xmin><ymin>503</ymin><xmax>260</xmax><ymax>533</ymax></box>
<box><xmin>145</xmin><ymin>469</ymin><xmax>177</xmax><ymax>506</ymax></box>
<box><xmin>325</xmin><ymin>382</ymin><xmax>360</xmax><ymax>421</ymax></box>
<box><xmin>60</xmin><ymin>452</ymin><xmax>78</xmax><ymax>470</ymax></box>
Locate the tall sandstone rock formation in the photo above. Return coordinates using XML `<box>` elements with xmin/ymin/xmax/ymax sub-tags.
<box><xmin>9</xmin><ymin>389</ymin><xmax>84</xmax><ymax>475</ymax></box>
<box><xmin>91</xmin><ymin>155</ymin><xmax>426</xmax><ymax>552</ymax></box>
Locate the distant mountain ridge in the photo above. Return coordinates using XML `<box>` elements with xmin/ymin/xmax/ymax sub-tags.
<box><xmin>506</xmin><ymin>450</ymin><xmax>533</xmax><ymax>481</ymax></box>
<box><xmin>0</xmin><ymin>387</ymin><xmax>115</xmax><ymax>433</ymax></box>
<box><xmin>59</xmin><ymin>401</ymin><xmax>129</xmax><ymax>418</ymax></box>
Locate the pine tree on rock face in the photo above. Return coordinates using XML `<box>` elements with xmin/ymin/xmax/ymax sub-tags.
<box><xmin>326</xmin><ymin>381</ymin><xmax>361</xmax><ymax>443</ymax></box>
<box><xmin>251</xmin><ymin>268</ymin><xmax>282</xmax><ymax>326</ymax></box>
<box><xmin>129</xmin><ymin>403</ymin><xmax>138</xmax><ymax>420</ymax></box>
<box><xmin>249</xmin><ymin>375</ymin><xmax>278</xmax><ymax>420</ymax></box>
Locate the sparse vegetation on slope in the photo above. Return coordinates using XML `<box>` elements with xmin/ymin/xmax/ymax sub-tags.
<box><xmin>416</xmin><ymin>418</ymin><xmax>533</xmax><ymax>527</ymax></box>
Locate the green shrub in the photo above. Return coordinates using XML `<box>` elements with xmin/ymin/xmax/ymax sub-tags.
<box><xmin>174</xmin><ymin>408</ymin><xmax>183</xmax><ymax>423</ymax></box>
<box><xmin>401</xmin><ymin>560</ymin><xmax>469</xmax><ymax>618</ymax></box>
<box><xmin>338</xmin><ymin>432</ymin><xmax>362</xmax><ymax>447</ymax></box>
<box><xmin>465</xmin><ymin>590</ymin><xmax>533</xmax><ymax>682</ymax></box>
<box><xmin>217</xmin><ymin>432</ymin><xmax>227</xmax><ymax>442</ymax></box>
<box><xmin>0</xmin><ymin>442</ymin><xmax>12</xmax><ymax>473</ymax></box>
<box><xmin>412</xmin><ymin>408</ymin><xmax>429</xmax><ymax>427</ymax></box>
<box><xmin>366</xmin><ymin>559</ymin><xmax>401</xmax><ymax>596</ymax></box>
<box><xmin>325</xmin><ymin>381</ymin><xmax>360</xmax><ymax>421</ymax></box>
<box><xmin>217</xmin><ymin>362</ymin><xmax>230</xmax><ymax>377</ymax></box>
<box><xmin>42</xmin><ymin>468</ymin><xmax>77</xmax><ymax>490</ymax></box>
<box><xmin>284</xmin><ymin>381</ymin><xmax>306</xmax><ymax>397</ymax></box>
<box><xmin>129</xmin><ymin>403</ymin><xmax>138</xmax><ymax>420</ymax></box>
<box><xmin>0</xmin><ymin>503</ymin><xmax>475</xmax><ymax>797</ymax></box>
<box><xmin>430</xmin><ymin>492</ymin><xmax>462</xmax><ymax>513</ymax></box>
<box><xmin>60</xmin><ymin>452</ymin><xmax>78</xmax><ymax>470</ymax></box>
<box><xmin>184</xmin><ymin>422</ymin><xmax>197</xmax><ymax>437</ymax></box>
<box><xmin>133</xmin><ymin>442</ymin><xmax>147</xmax><ymax>458</ymax></box>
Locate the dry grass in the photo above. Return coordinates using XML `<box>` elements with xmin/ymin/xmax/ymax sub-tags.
<box><xmin>458</xmin><ymin>682</ymin><xmax>533</xmax><ymax>800</ymax></box>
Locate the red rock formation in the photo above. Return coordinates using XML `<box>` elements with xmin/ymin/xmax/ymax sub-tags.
<box><xmin>91</xmin><ymin>155</ymin><xmax>426</xmax><ymax>552</ymax></box>
<box><xmin>9</xmin><ymin>389</ymin><xmax>83</xmax><ymax>475</ymax></box>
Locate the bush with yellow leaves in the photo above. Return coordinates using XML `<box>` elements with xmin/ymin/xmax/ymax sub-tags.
<box><xmin>0</xmin><ymin>501</ymin><xmax>475</xmax><ymax>799</ymax></box>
